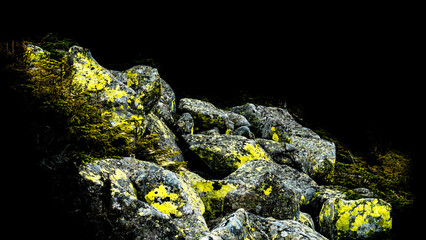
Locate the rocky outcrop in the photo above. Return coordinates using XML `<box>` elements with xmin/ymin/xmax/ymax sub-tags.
<box><xmin>231</xmin><ymin>103</ymin><xmax>336</xmax><ymax>180</ymax></box>
<box><xmin>27</xmin><ymin>44</ymin><xmax>392</xmax><ymax>239</ymax></box>
<box><xmin>183</xmin><ymin>134</ymin><xmax>270</xmax><ymax>176</ymax></box>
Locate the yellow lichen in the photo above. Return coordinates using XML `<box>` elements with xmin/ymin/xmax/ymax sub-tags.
<box><xmin>192</xmin><ymin>181</ymin><xmax>238</xmax><ymax>218</ymax></box>
<box><xmin>271</xmin><ymin>126</ymin><xmax>280</xmax><ymax>142</ymax></box>
<box><xmin>144</xmin><ymin>184</ymin><xmax>183</xmax><ymax>217</ymax></box>
<box><xmin>272</xmin><ymin>133</ymin><xmax>279</xmax><ymax>142</ymax></box>
<box><xmin>72</xmin><ymin>51</ymin><xmax>112</xmax><ymax>93</ymax></box>
<box><xmin>263</xmin><ymin>186</ymin><xmax>273</xmax><ymax>195</ymax></box>
<box><xmin>234</xmin><ymin>143</ymin><xmax>269</xmax><ymax>168</ymax></box>
<box><xmin>177</xmin><ymin>176</ymin><xmax>205</xmax><ymax>215</ymax></box>
<box><xmin>325</xmin><ymin>198</ymin><xmax>392</xmax><ymax>235</ymax></box>
<box><xmin>126</xmin><ymin>69</ymin><xmax>139</xmax><ymax>87</ymax></box>
<box><xmin>80</xmin><ymin>169</ymin><xmax>102</xmax><ymax>185</ymax></box>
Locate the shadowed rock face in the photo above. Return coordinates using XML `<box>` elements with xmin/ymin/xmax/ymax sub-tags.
<box><xmin>28</xmin><ymin>44</ymin><xmax>392</xmax><ymax>239</ymax></box>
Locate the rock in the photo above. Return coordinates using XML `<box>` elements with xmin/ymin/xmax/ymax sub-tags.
<box><xmin>255</xmin><ymin>138</ymin><xmax>296</xmax><ymax>166</ymax></box>
<box><xmin>192</xmin><ymin>172</ymin><xmax>299</xmax><ymax>222</ymax></box>
<box><xmin>300</xmin><ymin>212</ymin><xmax>316</xmax><ymax>230</ymax></box>
<box><xmin>233</xmin><ymin>125</ymin><xmax>255</xmax><ymax>139</ymax></box>
<box><xmin>352</xmin><ymin>187</ymin><xmax>376</xmax><ymax>198</ymax></box>
<box><xmin>26</xmin><ymin>44</ymin><xmax>50</xmax><ymax>66</ymax></box>
<box><xmin>225</xmin><ymin>159</ymin><xmax>318</xmax><ymax>206</ymax></box>
<box><xmin>199</xmin><ymin>127</ymin><xmax>221</xmax><ymax>135</ymax></box>
<box><xmin>176</xmin><ymin>112</ymin><xmax>194</xmax><ymax>135</ymax></box>
<box><xmin>68</xmin><ymin>46</ymin><xmax>163</xmax><ymax>140</ymax></box>
<box><xmin>231</xmin><ymin>103</ymin><xmax>336</xmax><ymax>180</ymax></box>
<box><xmin>319</xmin><ymin>198</ymin><xmax>392</xmax><ymax>239</ymax></box>
<box><xmin>152</xmin><ymin>78</ymin><xmax>177</xmax><ymax>126</ymax></box>
<box><xmin>79</xmin><ymin>157</ymin><xmax>209</xmax><ymax>239</ymax></box>
<box><xmin>224</xmin><ymin>172</ymin><xmax>300</xmax><ymax>221</ymax></box>
<box><xmin>144</xmin><ymin>113</ymin><xmax>185</xmax><ymax>168</ymax></box>
<box><xmin>192</xmin><ymin>179</ymin><xmax>242</xmax><ymax>220</ymax></box>
<box><xmin>231</xmin><ymin>103</ymin><xmax>317</xmax><ymax>141</ymax></box>
<box><xmin>290</xmin><ymin>135</ymin><xmax>336</xmax><ymax>179</ymax></box>
<box><xmin>201</xmin><ymin>208</ymin><xmax>327</xmax><ymax>240</ymax></box>
<box><xmin>305</xmin><ymin>185</ymin><xmax>348</xmax><ymax>218</ymax></box>
<box><xmin>178</xmin><ymin>98</ymin><xmax>250</xmax><ymax>133</ymax></box>
<box><xmin>183</xmin><ymin>134</ymin><xmax>270</xmax><ymax>176</ymax></box>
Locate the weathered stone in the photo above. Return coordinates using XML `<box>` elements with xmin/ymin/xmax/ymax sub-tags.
<box><xmin>231</xmin><ymin>103</ymin><xmax>317</xmax><ymax>141</ymax></box>
<box><xmin>178</xmin><ymin>98</ymin><xmax>250</xmax><ymax>133</ymax></box>
<box><xmin>225</xmin><ymin>159</ymin><xmax>319</xmax><ymax>206</ymax></box>
<box><xmin>319</xmin><ymin>198</ymin><xmax>392</xmax><ymax>239</ymax></box>
<box><xmin>183</xmin><ymin>134</ymin><xmax>270</xmax><ymax>176</ymax></box>
<box><xmin>191</xmin><ymin>172</ymin><xmax>299</xmax><ymax>222</ymax></box>
<box><xmin>176</xmin><ymin>112</ymin><xmax>194</xmax><ymax>135</ymax></box>
<box><xmin>79</xmin><ymin>157</ymin><xmax>209</xmax><ymax>239</ymax></box>
<box><xmin>300</xmin><ymin>212</ymin><xmax>316</xmax><ymax>230</ymax></box>
<box><xmin>224</xmin><ymin>172</ymin><xmax>300</xmax><ymax>221</ymax></box>
<box><xmin>152</xmin><ymin>78</ymin><xmax>177</xmax><ymax>126</ymax></box>
<box><xmin>305</xmin><ymin>185</ymin><xmax>348</xmax><ymax>218</ymax></box>
<box><xmin>290</xmin><ymin>135</ymin><xmax>336</xmax><ymax>179</ymax></box>
<box><xmin>199</xmin><ymin>127</ymin><xmax>220</xmax><ymax>135</ymax></box>
<box><xmin>233</xmin><ymin>125</ymin><xmax>255</xmax><ymax>139</ymax></box>
<box><xmin>144</xmin><ymin>113</ymin><xmax>185</xmax><ymax>167</ymax></box>
<box><xmin>67</xmin><ymin>46</ymin><xmax>164</xmax><ymax>140</ymax></box>
<box><xmin>192</xmin><ymin>179</ymin><xmax>242</xmax><ymax>220</ymax></box>
<box><xmin>200</xmin><ymin>209</ymin><xmax>327</xmax><ymax>240</ymax></box>
<box><xmin>255</xmin><ymin>138</ymin><xmax>296</xmax><ymax>166</ymax></box>
<box><xmin>231</xmin><ymin>103</ymin><xmax>336</xmax><ymax>180</ymax></box>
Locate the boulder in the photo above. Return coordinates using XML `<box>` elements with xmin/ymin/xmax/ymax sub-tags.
<box><xmin>78</xmin><ymin>157</ymin><xmax>209</xmax><ymax>239</ymax></box>
<box><xmin>233</xmin><ymin>125</ymin><xmax>255</xmax><ymax>139</ymax></box>
<box><xmin>68</xmin><ymin>46</ymin><xmax>163</xmax><ymax>139</ymax></box>
<box><xmin>143</xmin><ymin>113</ymin><xmax>185</xmax><ymax>168</ymax></box>
<box><xmin>290</xmin><ymin>135</ymin><xmax>336</xmax><ymax>179</ymax></box>
<box><xmin>231</xmin><ymin>103</ymin><xmax>336</xmax><ymax>180</ymax></box>
<box><xmin>225</xmin><ymin>159</ymin><xmax>318</xmax><ymax>206</ymax></box>
<box><xmin>192</xmin><ymin>179</ymin><xmax>242</xmax><ymax>220</ymax></box>
<box><xmin>255</xmin><ymin>138</ymin><xmax>296</xmax><ymax>166</ymax></box>
<box><xmin>176</xmin><ymin>112</ymin><xmax>194</xmax><ymax>135</ymax></box>
<box><xmin>300</xmin><ymin>212</ymin><xmax>316</xmax><ymax>230</ymax></box>
<box><xmin>319</xmin><ymin>198</ymin><xmax>392</xmax><ymax>239</ymax></box>
<box><xmin>223</xmin><ymin>172</ymin><xmax>300</xmax><ymax>221</ymax></box>
<box><xmin>200</xmin><ymin>209</ymin><xmax>327</xmax><ymax>240</ymax></box>
<box><xmin>152</xmin><ymin>78</ymin><xmax>177</xmax><ymax>126</ymax></box>
<box><xmin>231</xmin><ymin>103</ymin><xmax>317</xmax><ymax>141</ymax></box>
<box><xmin>192</xmin><ymin>173</ymin><xmax>300</xmax><ymax>222</ymax></box>
<box><xmin>183</xmin><ymin>134</ymin><xmax>270</xmax><ymax>176</ymax></box>
<box><xmin>178</xmin><ymin>98</ymin><xmax>250</xmax><ymax>133</ymax></box>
